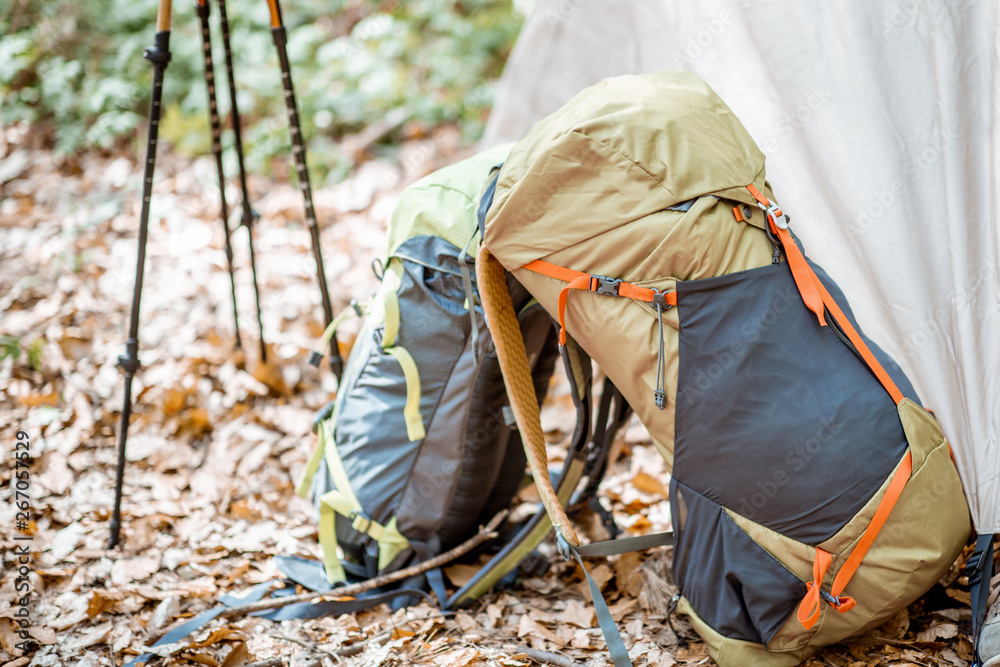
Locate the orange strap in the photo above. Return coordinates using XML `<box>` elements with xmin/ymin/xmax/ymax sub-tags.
<box><xmin>746</xmin><ymin>185</ymin><xmax>904</xmax><ymax>405</ymax></box>
<box><xmin>746</xmin><ymin>184</ymin><xmax>826</xmax><ymax>326</ymax></box>
<box><xmin>797</xmin><ymin>548</ymin><xmax>834</xmax><ymax>629</ymax></box>
<box><xmin>830</xmin><ymin>451</ymin><xmax>912</xmax><ymax>597</ymax></box>
<box><xmin>796</xmin><ymin>451</ymin><xmax>913</xmax><ymax>629</ymax></box>
<box><xmin>523</xmin><ymin>259</ymin><xmax>676</xmax><ymax>345</ymax></box>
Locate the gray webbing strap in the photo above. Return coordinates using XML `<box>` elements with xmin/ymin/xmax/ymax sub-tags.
<box><xmin>573</xmin><ymin>531</ymin><xmax>674</xmax><ymax>558</ymax></box>
<box><xmin>969</xmin><ymin>533</ymin><xmax>996</xmax><ymax>666</ymax></box>
<box><xmin>123</xmin><ymin>580</ymin><xmax>274</xmax><ymax>666</ymax></box>
<box><xmin>556</xmin><ymin>530</ymin><xmax>673</xmax><ymax>667</ymax></box>
<box><xmin>460</xmin><ymin>231</ymin><xmax>481</xmax><ymax>365</ymax></box>
<box><xmin>558</xmin><ymin>533</ymin><xmax>631</xmax><ymax>667</ymax></box>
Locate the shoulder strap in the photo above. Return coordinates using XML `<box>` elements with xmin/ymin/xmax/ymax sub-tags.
<box><xmin>969</xmin><ymin>533</ymin><xmax>996</xmax><ymax>666</ymax></box>
<box><xmin>476</xmin><ymin>245</ymin><xmax>580</xmax><ymax>546</ymax></box>
<box><xmin>746</xmin><ymin>183</ymin><xmax>904</xmax><ymax>404</ymax></box>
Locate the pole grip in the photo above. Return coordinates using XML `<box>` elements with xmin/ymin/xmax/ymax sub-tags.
<box><xmin>156</xmin><ymin>0</ymin><xmax>173</xmax><ymax>32</ymax></box>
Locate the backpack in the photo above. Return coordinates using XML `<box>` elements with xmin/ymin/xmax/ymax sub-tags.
<box><xmin>297</xmin><ymin>143</ymin><xmax>628</xmax><ymax>609</ymax></box>
<box><xmin>476</xmin><ymin>70</ymin><xmax>972</xmax><ymax>666</ymax></box>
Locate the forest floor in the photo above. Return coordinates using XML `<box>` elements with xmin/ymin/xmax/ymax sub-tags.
<box><xmin>0</xmin><ymin>121</ymin><xmax>987</xmax><ymax>667</ymax></box>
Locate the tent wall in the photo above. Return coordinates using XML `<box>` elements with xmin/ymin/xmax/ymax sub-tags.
<box><xmin>482</xmin><ymin>0</ymin><xmax>1000</xmax><ymax>533</ymax></box>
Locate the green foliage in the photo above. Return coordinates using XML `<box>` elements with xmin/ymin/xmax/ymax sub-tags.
<box><xmin>0</xmin><ymin>335</ymin><xmax>44</xmax><ymax>371</ymax></box>
<box><xmin>0</xmin><ymin>0</ymin><xmax>523</xmax><ymax>181</ymax></box>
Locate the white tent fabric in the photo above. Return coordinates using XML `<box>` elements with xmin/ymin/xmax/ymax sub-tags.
<box><xmin>482</xmin><ymin>0</ymin><xmax>1000</xmax><ymax>533</ymax></box>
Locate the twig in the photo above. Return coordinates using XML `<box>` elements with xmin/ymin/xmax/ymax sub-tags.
<box><xmin>293</xmin><ymin>612</ymin><xmax>455</xmax><ymax>667</ymax></box>
<box><xmin>244</xmin><ymin>659</ymin><xmax>284</xmax><ymax>667</ymax></box>
<box><xmin>341</xmin><ymin>108</ymin><xmax>410</xmax><ymax>161</ymax></box>
<box><xmin>272</xmin><ymin>633</ymin><xmax>342</xmax><ymax>663</ymax></box>
<box><xmin>506</xmin><ymin>645</ymin><xmax>585</xmax><ymax>667</ymax></box>
<box><xmin>150</xmin><ymin>512</ymin><xmax>502</xmax><ymax>643</ymax></box>
<box><xmin>219</xmin><ymin>510</ymin><xmax>507</xmax><ymax>618</ymax></box>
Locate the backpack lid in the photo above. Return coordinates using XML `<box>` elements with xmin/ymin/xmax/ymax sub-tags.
<box><xmin>483</xmin><ymin>70</ymin><xmax>770</xmax><ymax>272</ymax></box>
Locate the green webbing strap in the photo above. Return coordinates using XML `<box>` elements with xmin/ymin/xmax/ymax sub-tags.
<box><xmin>312</xmin><ymin>302</ymin><xmax>365</xmax><ymax>362</ymax></box>
<box><xmin>380</xmin><ymin>259</ymin><xmax>426</xmax><ymax>441</ymax></box>
<box><xmin>314</xmin><ymin>419</ymin><xmax>410</xmax><ymax>581</ymax></box>
<box><xmin>321</xmin><ymin>420</ymin><xmax>362</xmax><ymax>509</ymax></box>
<box><xmin>556</xmin><ymin>530</ymin><xmax>674</xmax><ymax>667</ymax></box>
<box><xmin>295</xmin><ymin>420</ymin><xmax>329</xmax><ymax>498</ymax></box>
<box><xmin>384</xmin><ymin>346</ymin><xmax>425</xmax><ymax>441</ymax></box>
<box><xmin>318</xmin><ymin>495</ymin><xmax>346</xmax><ymax>582</ymax></box>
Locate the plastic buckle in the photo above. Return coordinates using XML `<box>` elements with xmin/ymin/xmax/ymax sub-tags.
<box><xmin>966</xmin><ymin>547</ymin><xmax>986</xmax><ymax>573</ymax></box>
<box><xmin>819</xmin><ymin>589</ymin><xmax>856</xmax><ymax>613</ymax></box>
<box><xmin>654</xmin><ymin>390</ymin><xmax>666</xmax><ymax>409</ymax></box>
<box><xmin>555</xmin><ymin>531</ymin><xmax>573</xmax><ymax>561</ymax></box>
<box><xmin>651</xmin><ymin>289</ymin><xmax>673</xmax><ymax>311</ymax></box>
<box><xmin>589</xmin><ymin>275</ymin><xmax>622</xmax><ymax>296</ymax></box>
<box><xmin>349</xmin><ymin>510</ymin><xmax>373</xmax><ymax>534</ymax></box>
<box><xmin>818</xmin><ymin>589</ymin><xmax>840</xmax><ymax>607</ymax></box>
<box><xmin>764</xmin><ymin>203</ymin><xmax>790</xmax><ymax>230</ymax></box>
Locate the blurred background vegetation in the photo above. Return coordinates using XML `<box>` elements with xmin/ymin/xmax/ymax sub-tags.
<box><xmin>0</xmin><ymin>0</ymin><xmax>525</xmax><ymax>183</ymax></box>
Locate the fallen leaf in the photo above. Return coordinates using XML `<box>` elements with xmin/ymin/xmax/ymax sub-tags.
<box><xmin>631</xmin><ymin>471</ymin><xmax>667</xmax><ymax>496</ymax></box>
<box><xmin>609</xmin><ymin>597</ymin><xmax>638</xmax><ymax>622</ymax></box>
<box><xmin>66</xmin><ymin>621</ymin><xmax>112</xmax><ymax>650</ymax></box>
<box><xmin>486</xmin><ymin>603</ymin><xmax>504</xmax><ymax>628</ymax></box>
<box><xmin>190</xmin><ymin>626</ymin><xmax>240</xmax><ymax>648</ymax></box>
<box><xmin>185</xmin><ymin>652</ymin><xmax>220</xmax><ymax>666</ymax></box>
<box><xmin>444</xmin><ymin>563</ymin><xmax>481</xmax><ymax>588</ymax></box>
<box><xmin>0</xmin><ymin>620</ymin><xmax>23</xmax><ymax>653</ymax></box>
<box><xmin>516</xmin><ymin>615</ymin><xmax>563</xmax><ymax>647</ymax></box>
<box><xmin>110</xmin><ymin>555</ymin><xmax>160</xmax><ymax>586</ymax></box>
<box><xmin>86</xmin><ymin>590</ymin><xmax>123</xmax><ymax>619</ymax></box>
<box><xmin>219</xmin><ymin>642</ymin><xmax>250</xmax><ymax>667</ymax></box>
<box><xmin>28</xmin><ymin>625</ymin><xmax>58</xmax><ymax>645</ymax></box>
<box><xmin>434</xmin><ymin>646</ymin><xmax>482</xmax><ymax>667</ymax></box>
<box><xmin>558</xmin><ymin>600</ymin><xmax>595</xmax><ymax>628</ymax></box>
<box><xmin>916</xmin><ymin>621</ymin><xmax>957</xmax><ymax>642</ymax></box>
<box><xmin>615</xmin><ymin>551</ymin><xmax>645</xmax><ymax>598</ymax></box>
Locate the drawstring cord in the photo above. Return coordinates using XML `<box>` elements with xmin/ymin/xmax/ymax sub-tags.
<box><xmin>653</xmin><ymin>290</ymin><xmax>668</xmax><ymax>410</ymax></box>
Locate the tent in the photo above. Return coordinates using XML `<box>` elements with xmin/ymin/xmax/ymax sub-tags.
<box><xmin>481</xmin><ymin>0</ymin><xmax>999</xmax><ymax>538</ymax></box>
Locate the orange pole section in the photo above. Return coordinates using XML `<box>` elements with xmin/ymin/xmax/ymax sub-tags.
<box><xmin>156</xmin><ymin>0</ymin><xmax>172</xmax><ymax>32</ymax></box>
<box><xmin>267</xmin><ymin>0</ymin><xmax>281</xmax><ymax>28</ymax></box>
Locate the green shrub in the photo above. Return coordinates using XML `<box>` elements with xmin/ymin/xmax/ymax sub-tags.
<box><xmin>0</xmin><ymin>0</ymin><xmax>523</xmax><ymax>181</ymax></box>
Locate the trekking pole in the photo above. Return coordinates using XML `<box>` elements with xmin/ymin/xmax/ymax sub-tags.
<box><xmin>265</xmin><ymin>0</ymin><xmax>344</xmax><ymax>380</ymax></box>
<box><xmin>195</xmin><ymin>0</ymin><xmax>243</xmax><ymax>351</ymax></box>
<box><xmin>110</xmin><ymin>0</ymin><xmax>173</xmax><ymax>549</ymax></box>
<box><xmin>217</xmin><ymin>0</ymin><xmax>268</xmax><ymax>362</ymax></box>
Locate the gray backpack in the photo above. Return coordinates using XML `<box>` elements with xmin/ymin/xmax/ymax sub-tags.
<box><xmin>297</xmin><ymin>144</ymin><xmax>626</xmax><ymax>607</ymax></box>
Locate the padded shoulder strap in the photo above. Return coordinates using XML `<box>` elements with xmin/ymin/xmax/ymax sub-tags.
<box><xmin>476</xmin><ymin>245</ymin><xmax>579</xmax><ymax>546</ymax></box>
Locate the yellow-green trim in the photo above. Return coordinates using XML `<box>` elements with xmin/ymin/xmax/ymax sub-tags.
<box><xmin>451</xmin><ymin>456</ymin><xmax>586</xmax><ymax>604</ymax></box>
<box><xmin>316</xmin><ymin>421</ymin><xmax>412</xmax><ymax>582</ymax></box>
<box><xmin>313</xmin><ymin>303</ymin><xmax>364</xmax><ymax>358</ymax></box>
<box><xmin>380</xmin><ymin>259</ymin><xmax>404</xmax><ymax>348</ymax></box>
<box><xmin>385</xmin><ymin>346</ymin><xmax>426</xmax><ymax>441</ymax></box>
<box><xmin>296</xmin><ymin>423</ymin><xmax>329</xmax><ymax>499</ymax></box>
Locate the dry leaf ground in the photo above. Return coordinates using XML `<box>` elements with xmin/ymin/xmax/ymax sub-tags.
<box><xmin>0</xmin><ymin>121</ymin><xmax>989</xmax><ymax>667</ymax></box>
